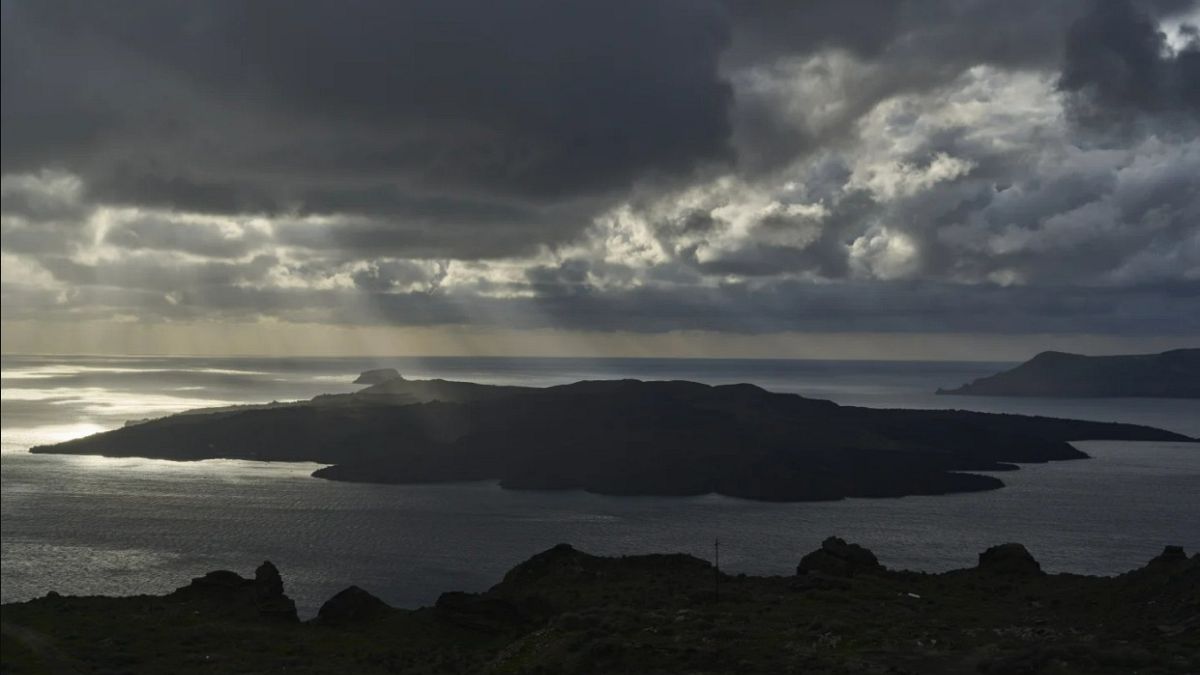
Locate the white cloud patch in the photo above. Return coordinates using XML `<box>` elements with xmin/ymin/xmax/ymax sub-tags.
<box><xmin>850</xmin><ymin>152</ymin><xmax>976</xmax><ymax>202</ymax></box>
<box><xmin>848</xmin><ymin>227</ymin><xmax>920</xmax><ymax>280</ymax></box>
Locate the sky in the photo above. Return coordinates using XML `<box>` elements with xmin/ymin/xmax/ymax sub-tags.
<box><xmin>2</xmin><ymin>0</ymin><xmax>1198</xmax><ymax>359</ymax></box>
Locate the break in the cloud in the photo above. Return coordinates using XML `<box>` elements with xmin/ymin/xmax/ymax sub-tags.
<box><xmin>2</xmin><ymin>0</ymin><xmax>1198</xmax><ymax>355</ymax></box>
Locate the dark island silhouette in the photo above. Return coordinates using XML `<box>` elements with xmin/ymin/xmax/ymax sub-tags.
<box><xmin>31</xmin><ymin>370</ymin><xmax>1194</xmax><ymax>502</ymax></box>
<box><xmin>938</xmin><ymin>348</ymin><xmax>1200</xmax><ymax>398</ymax></box>
<box><xmin>3</xmin><ymin>540</ymin><xmax>1196</xmax><ymax>673</ymax></box>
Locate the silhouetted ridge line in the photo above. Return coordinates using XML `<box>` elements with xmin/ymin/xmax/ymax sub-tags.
<box><xmin>5</xmin><ymin>540</ymin><xmax>1196</xmax><ymax>673</ymax></box>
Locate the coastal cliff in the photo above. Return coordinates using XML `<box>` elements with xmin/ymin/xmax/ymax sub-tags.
<box><xmin>3</xmin><ymin>541</ymin><xmax>1196</xmax><ymax>674</ymax></box>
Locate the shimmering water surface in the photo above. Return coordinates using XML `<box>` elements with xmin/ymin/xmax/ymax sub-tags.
<box><xmin>3</xmin><ymin>355</ymin><xmax>1198</xmax><ymax>616</ymax></box>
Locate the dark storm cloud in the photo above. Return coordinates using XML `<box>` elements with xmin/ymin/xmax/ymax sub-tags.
<box><xmin>37</xmin><ymin>254</ymin><xmax>279</xmax><ymax>292</ymax></box>
<box><xmin>271</xmin><ymin>195</ymin><xmax>591</xmax><ymax>260</ymax></box>
<box><xmin>3</xmin><ymin>0</ymin><xmax>1199</xmax><ymax>340</ymax></box>
<box><xmin>2</xmin><ymin>0</ymin><xmax>732</xmax><ymax>227</ymax></box>
<box><xmin>3</xmin><ymin>0</ymin><xmax>1156</xmax><ymax>225</ymax></box>
<box><xmin>728</xmin><ymin>0</ymin><xmax>1085</xmax><ymax>68</ymax></box>
<box><xmin>1059</xmin><ymin>0</ymin><xmax>1200</xmax><ymax>126</ymax></box>
<box><xmin>511</xmin><ymin>279</ymin><xmax>1200</xmax><ymax>335</ymax></box>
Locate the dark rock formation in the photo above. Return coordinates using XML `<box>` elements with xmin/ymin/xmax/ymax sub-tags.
<box><xmin>186</xmin><ymin>569</ymin><xmax>248</xmax><ymax>591</ymax></box>
<box><xmin>175</xmin><ymin>562</ymin><xmax>298</xmax><ymax>622</ymax></box>
<box><xmin>1148</xmin><ymin>545</ymin><xmax>1188</xmax><ymax>566</ymax></box>
<box><xmin>253</xmin><ymin>561</ymin><xmax>298</xmax><ymax>621</ymax></box>
<box><xmin>938</xmin><ymin>348</ymin><xmax>1200</xmax><ymax>398</ymax></box>
<box><xmin>353</xmin><ymin>368</ymin><xmax>404</xmax><ymax>385</ymax></box>
<box><xmin>32</xmin><ymin>376</ymin><xmax>1195</xmax><ymax>502</ymax></box>
<box><xmin>316</xmin><ymin>585</ymin><xmax>391</xmax><ymax>625</ymax></box>
<box><xmin>977</xmin><ymin>543</ymin><xmax>1043</xmax><ymax>575</ymax></box>
<box><xmin>796</xmin><ymin>537</ymin><xmax>884</xmax><ymax>577</ymax></box>
<box><xmin>255</xmin><ymin>561</ymin><xmax>285</xmax><ymax>598</ymax></box>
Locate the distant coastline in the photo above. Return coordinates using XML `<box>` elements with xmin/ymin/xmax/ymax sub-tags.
<box><xmin>938</xmin><ymin>349</ymin><xmax>1200</xmax><ymax>398</ymax></box>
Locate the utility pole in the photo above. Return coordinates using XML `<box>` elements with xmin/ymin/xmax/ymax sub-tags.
<box><xmin>714</xmin><ymin>538</ymin><xmax>720</xmax><ymax>603</ymax></box>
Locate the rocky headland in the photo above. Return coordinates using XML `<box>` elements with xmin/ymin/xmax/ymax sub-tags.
<box><xmin>938</xmin><ymin>348</ymin><xmax>1200</xmax><ymax>398</ymax></box>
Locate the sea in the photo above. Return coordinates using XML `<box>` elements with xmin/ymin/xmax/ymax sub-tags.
<box><xmin>2</xmin><ymin>354</ymin><xmax>1198</xmax><ymax>616</ymax></box>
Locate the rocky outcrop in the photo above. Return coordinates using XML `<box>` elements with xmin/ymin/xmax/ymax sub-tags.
<box><xmin>796</xmin><ymin>537</ymin><xmax>884</xmax><ymax>577</ymax></box>
<box><xmin>254</xmin><ymin>561</ymin><xmax>298</xmax><ymax>621</ymax></box>
<box><xmin>185</xmin><ymin>569</ymin><xmax>247</xmax><ymax>591</ymax></box>
<box><xmin>316</xmin><ymin>585</ymin><xmax>391</xmax><ymax>625</ymax></box>
<box><xmin>255</xmin><ymin>561</ymin><xmax>285</xmax><ymax>597</ymax></box>
<box><xmin>1148</xmin><ymin>545</ymin><xmax>1188</xmax><ymax>566</ymax></box>
<box><xmin>176</xmin><ymin>561</ymin><xmax>298</xmax><ymax>622</ymax></box>
<box><xmin>977</xmin><ymin>543</ymin><xmax>1043</xmax><ymax>575</ymax></box>
<box><xmin>353</xmin><ymin>368</ymin><xmax>403</xmax><ymax>385</ymax></box>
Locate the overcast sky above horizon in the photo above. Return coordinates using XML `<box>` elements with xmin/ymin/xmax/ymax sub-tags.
<box><xmin>2</xmin><ymin>0</ymin><xmax>1198</xmax><ymax>359</ymax></box>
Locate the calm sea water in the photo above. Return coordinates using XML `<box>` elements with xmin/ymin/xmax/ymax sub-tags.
<box><xmin>3</xmin><ymin>355</ymin><xmax>1198</xmax><ymax>616</ymax></box>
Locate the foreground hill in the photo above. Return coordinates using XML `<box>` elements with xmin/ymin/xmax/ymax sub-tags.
<box><xmin>33</xmin><ymin>374</ymin><xmax>1193</xmax><ymax>502</ymax></box>
<box><xmin>3</xmin><ymin>540</ymin><xmax>1197</xmax><ymax>674</ymax></box>
<box><xmin>938</xmin><ymin>348</ymin><xmax>1200</xmax><ymax>398</ymax></box>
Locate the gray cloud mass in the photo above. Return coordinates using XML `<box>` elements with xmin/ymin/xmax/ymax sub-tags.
<box><xmin>2</xmin><ymin>0</ymin><xmax>1197</xmax><ymax>343</ymax></box>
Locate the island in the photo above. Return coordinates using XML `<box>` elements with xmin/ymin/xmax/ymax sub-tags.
<box><xmin>353</xmin><ymin>367</ymin><xmax>404</xmax><ymax>385</ymax></box>
<box><xmin>937</xmin><ymin>348</ymin><xmax>1200</xmax><ymax>398</ymax></box>
<box><xmin>30</xmin><ymin>371</ymin><xmax>1194</xmax><ymax>502</ymax></box>
<box><xmin>3</xmin><ymin>540</ymin><xmax>1196</xmax><ymax>673</ymax></box>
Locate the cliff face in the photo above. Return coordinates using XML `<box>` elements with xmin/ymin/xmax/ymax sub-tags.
<box><xmin>4</xmin><ymin>541</ymin><xmax>1197</xmax><ymax>674</ymax></box>
<box><xmin>938</xmin><ymin>348</ymin><xmax>1200</xmax><ymax>398</ymax></box>
<box><xmin>32</xmin><ymin>377</ymin><xmax>1194</xmax><ymax>502</ymax></box>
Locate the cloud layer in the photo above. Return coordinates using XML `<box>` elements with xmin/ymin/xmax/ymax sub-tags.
<box><xmin>3</xmin><ymin>0</ymin><xmax>1198</xmax><ymax>345</ymax></box>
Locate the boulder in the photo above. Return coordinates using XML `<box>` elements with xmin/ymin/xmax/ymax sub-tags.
<box><xmin>354</xmin><ymin>368</ymin><xmax>403</xmax><ymax>385</ymax></box>
<box><xmin>317</xmin><ymin>585</ymin><xmax>391</xmax><ymax>625</ymax></box>
<box><xmin>796</xmin><ymin>537</ymin><xmax>883</xmax><ymax>577</ymax></box>
<box><xmin>977</xmin><ymin>543</ymin><xmax>1042</xmax><ymax>575</ymax></box>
